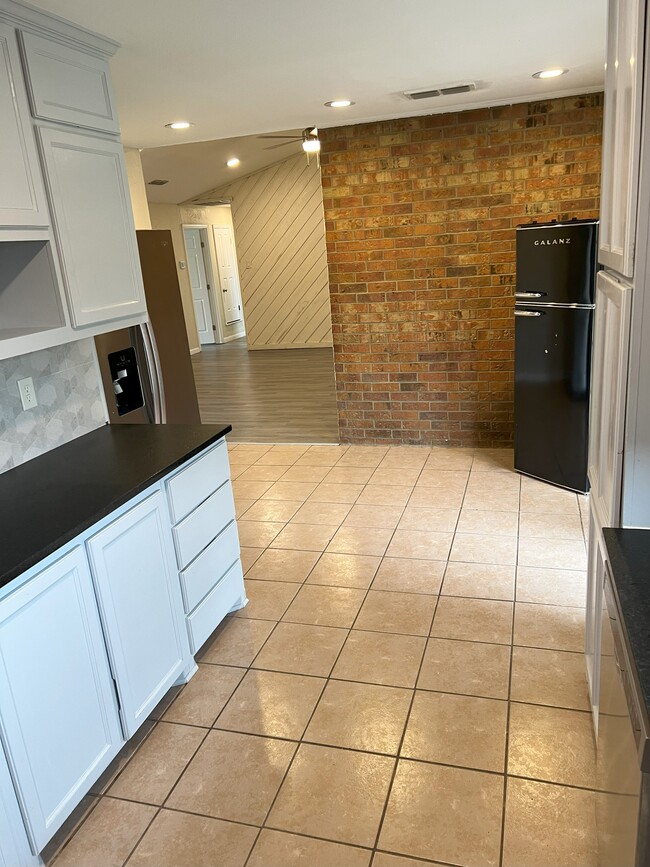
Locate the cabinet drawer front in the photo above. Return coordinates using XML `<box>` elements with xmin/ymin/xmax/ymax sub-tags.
<box><xmin>187</xmin><ymin>560</ymin><xmax>245</xmax><ymax>654</ymax></box>
<box><xmin>181</xmin><ymin>521</ymin><xmax>240</xmax><ymax>613</ymax></box>
<box><xmin>167</xmin><ymin>441</ymin><xmax>229</xmax><ymax>523</ymax></box>
<box><xmin>173</xmin><ymin>483</ymin><xmax>235</xmax><ymax>569</ymax></box>
<box><xmin>20</xmin><ymin>32</ymin><xmax>119</xmax><ymax>133</ymax></box>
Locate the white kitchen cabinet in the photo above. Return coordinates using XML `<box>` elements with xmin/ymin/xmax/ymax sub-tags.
<box><xmin>87</xmin><ymin>492</ymin><xmax>191</xmax><ymax>739</ymax></box>
<box><xmin>0</xmin><ymin>548</ymin><xmax>122</xmax><ymax>853</ymax></box>
<box><xmin>598</xmin><ymin>0</ymin><xmax>645</xmax><ymax>277</ymax></box>
<box><xmin>38</xmin><ymin>126</ymin><xmax>146</xmax><ymax>328</ymax></box>
<box><xmin>19</xmin><ymin>31</ymin><xmax>119</xmax><ymax>134</ymax></box>
<box><xmin>0</xmin><ymin>22</ymin><xmax>48</xmax><ymax>228</ymax></box>
<box><xmin>585</xmin><ymin>502</ymin><xmax>607</xmax><ymax>736</ymax></box>
<box><xmin>0</xmin><ymin>741</ymin><xmax>37</xmax><ymax>867</ymax></box>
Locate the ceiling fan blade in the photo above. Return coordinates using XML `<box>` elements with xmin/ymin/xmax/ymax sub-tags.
<box><xmin>263</xmin><ymin>140</ymin><xmax>302</xmax><ymax>150</ymax></box>
<box><xmin>257</xmin><ymin>134</ymin><xmax>302</xmax><ymax>140</ymax></box>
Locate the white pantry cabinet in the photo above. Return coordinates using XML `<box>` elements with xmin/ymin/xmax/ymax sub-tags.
<box><xmin>87</xmin><ymin>492</ymin><xmax>191</xmax><ymax>738</ymax></box>
<box><xmin>0</xmin><ymin>548</ymin><xmax>122</xmax><ymax>852</ymax></box>
<box><xmin>585</xmin><ymin>502</ymin><xmax>607</xmax><ymax>735</ymax></box>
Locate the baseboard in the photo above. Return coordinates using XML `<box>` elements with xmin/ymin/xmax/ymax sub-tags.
<box><xmin>248</xmin><ymin>342</ymin><xmax>333</xmax><ymax>350</ymax></box>
<box><xmin>223</xmin><ymin>332</ymin><xmax>246</xmax><ymax>343</ymax></box>
<box><xmin>189</xmin><ymin>346</ymin><xmax>201</xmax><ymax>355</ymax></box>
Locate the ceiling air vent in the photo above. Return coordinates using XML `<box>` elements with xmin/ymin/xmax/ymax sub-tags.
<box><xmin>148</xmin><ymin>179</ymin><xmax>169</xmax><ymax>186</ymax></box>
<box><xmin>403</xmin><ymin>81</ymin><xmax>476</xmax><ymax>100</ymax></box>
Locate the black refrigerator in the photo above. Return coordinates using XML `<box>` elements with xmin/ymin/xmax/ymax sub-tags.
<box><xmin>514</xmin><ymin>219</ymin><xmax>598</xmax><ymax>493</ymax></box>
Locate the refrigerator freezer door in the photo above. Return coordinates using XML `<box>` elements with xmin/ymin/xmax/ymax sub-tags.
<box><xmin>514</xmin><ymin>304</ymin><xmax>593</xmax><ymax>492</ymax></box>
<box><xmin>516</xmin><ymin>221</ymin><xmax>598</xmax><ymax>305</ymax></box>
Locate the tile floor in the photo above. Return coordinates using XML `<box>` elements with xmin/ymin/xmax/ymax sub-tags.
<box><xmin>47</xmin><ymin>443</ymin><xmax>597</xmax><ymax>867</ymax></box>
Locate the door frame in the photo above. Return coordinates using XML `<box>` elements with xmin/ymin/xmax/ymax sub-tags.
<box><xmin>212</xmin><ymin>220</ymin><xmax>245</xmax><ymax>329</ymax></box>
<box><xmin>182</xmin><ymin>224</ymin><xmax>224</xmax><ymax>344</ymax></box>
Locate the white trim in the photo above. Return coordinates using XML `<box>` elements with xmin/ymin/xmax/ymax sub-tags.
<box><xmin>0</xmin><ymin>0</ymin><xmax>119</xmax><ymax>56</ymax></box>
<box><xmin>189</xmin><ymin>346</ymin><xmax>201</xmax><ymax>355</ymax></box>
<box><xmin>222</xmin><ymin>332</ymin><xmax>245</xmax><ymax>343</ymax></box>
<box><xmin>181</xmin><ymin>224</ymin><xmax>222</xmax><ymax>345</ymax></box>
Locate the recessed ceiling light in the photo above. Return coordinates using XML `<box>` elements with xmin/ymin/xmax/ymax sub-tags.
<box><xmin>226</xmin><ymin>157</ymin><xmax>240</xmax><ymax>168</ymax></box>
<box><xmin>324</xmin><ymin>99</ymin><xmax>355</xmax><ymax>108</ymax></box>
<box><xmin>532</xmin><ymin>68</ymin><xmax>568</xmax><ymax>79</ymax></box>
<box><xmin>165</xmin><ymin>121</ymin><xmax>193</xmax><ymax>129</ymax></box>
<box><xmin>302</xmin><ymin>138</ymin><xmax>321</xmax><ymax>154</ymax></box>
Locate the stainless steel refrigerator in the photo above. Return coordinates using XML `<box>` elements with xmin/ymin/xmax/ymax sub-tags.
<box><xmin>95</xmin><ymin>229</ymin><xmax>201</xmax><ymax>425</ymax></box>
<box><xmin>514</xmin><ymin>219</ymin><xmax>599</xmax><ymax>493</ymax></box>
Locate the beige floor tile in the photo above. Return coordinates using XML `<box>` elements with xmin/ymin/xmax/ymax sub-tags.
<box><xmin>283</xmin><ymin>584</ymin><xmax>366</xmax><ymax>627</ymax></box>
<box><xmin>516</xmin><ymin>566</ymin><xmax>587</xmax><ymax>608</ymax></box>
<box><xmin>397</xmin><ymin>506</ymin><xmax>459</xmax><ymax>532</ymax></box>
<box><xmin>337</xmin><ymin>446</ymin><xmax>388</xmax><ymax>467</ymax></box>
<box><xmin>327</xmin><ymin>526</ymin><xmax>393</xmax><ymax>556</ymax></box>
<box><xmin>308</xmin><ymin>482</ymin><xmax>365</xmax><ymax>504</ymax></box>
<box><xmin>129</xmin><ymin>810</ymin><xmax>257</xmax><ymax>867</ymax></box>
<box><xmin>232</xmin><ymin>444</ymin><xmax>272</xmax><ymax>460</ymax></box>
<box><xmin>520</xmin><ymin>481</ymin><xmax>580</xmax><ymax>514</ymax></box>
<box><xmin>508</xmin><ymin>703</ymin><xmax>596</xmax><ymax>787</ymax></box>
<box><xmin>471</xmin><ymin>449</ymin><xmax>514</xmax><ymax>472</ymax></box>
<box><xmin>236</xmin><ymin>464</ymin><xmax>290</xmax><ymax>482</ymax></box>
<box><xmin>450</xmin><ymin>532</ymin><xmax>517</xmax><ymax>566</ymax></box>
<box><xmin>402</xmin><ymin>691</ymin><xmax>507</xmax><ymax>772</ymax></box>
<box><xmin>256</xmin><ymin>446</ymin><xmax>309</xmax><ymax>464</ymax></box>
<box><xmin>442</xmin><ymin>562</ymin><xmax>515</xmax><ymax>601</ymax></box>
<box><xmin>232</xmin><ymin>479</ymin><xmax>274</xmax><ymax>500</ymax></box>
<box><xmin>518</xmin><ymin>536</ymin><xmax>587</xmax><ymax>571</ymax></box>
<box><xmin>291</xmin><ymin>500</ymin><xmax>352</xmax><ymax>525</ymax></box>
<box><xmin>230</xmin><ymin>464</ymin><xmax>251</xmax><ymax>480</ymax></box>
<box><xmin>355</xmin><ymin>590</ymin><xmax>437</xmax><ymax>636</ymax></box>
<box><xmin>502</xmin><ymin>778</ymin><xmax>598</xmax><ymax>867</ymax></box>
<box><xmin>370</xmin><ymin>467</ymin><xmax>422</xmax><ymax>487</ymax></box>
<box><xmin>52</xmin><ymin>798</ymin><xmax>156</xmax><ymax>867</ymax></box>
<box><xmin>235</xmin><ymin>579</ymin><xmax>299</xmax><ymax>620</ymax></box>
<box><xmin>198</xmin><ymin>617</ymin><xmax>275</xmax><ymax>667</ymax></box>
<box><xmin>514</xmin><ymin>602</ymin><xmax>585</xmax><ymax>652</ymax></box>
<box><xmin>248</xmin><ymin>830</ymin><xmax>371</xmax><ymax>867</ymax></box>
<box><xmin>89</xmin><ymin>721</ymin><xmax>156</xmax><ymax>796</ymax></box>
<box><xmin>216</xmin><ymin>669</ymin><xmax>325</xmax><ymax>739</ymax></box>
<box><xmin>235</xmin><ymin>498</ymin><xmax>256</xmax><ymax>518</ymax></box>
<box><xmin>380</xmin><ymin>447</ymin><xmax>430</xmax><ymax>468</ymax></box>
<box><xmin>325</xmin><ymin>466</ymin><xmax>375</xmax><ymax>484</ymax></box>
<box><xmin>237</xmin><ymin>520</ymin><xmax>285</xmax><ymax>548</ymax></box>
<box><xmin>252</xmin><ymin>622</ymin><xmax>348</xmax><ymax>677</ymax></box>
<box><xmin>456</xmin><ymin>508</ymin><xmax>519</xmax><ymax>536</ymax></box>
<box><xmin>332</xmin><ymin>630</ymin><xmax>426</xmax><ymax>688</ymax></box>
<box><xmin>270</xmin><ymin>522</ymin><xmax>338</xmax><ymax>552</ymax></box>
<box><xmin>408</xmin><ymin>487</ymin><xmax>464</xmax><ymax>510</ymax></box>
<box><xmin>166</xmin><ymin>729</ymin><xmax>296</xmax><ymax>825</ymax></box>
<box><xmin>281</xmin><ymin>465</ymin><xmax>331</xmax><ymax>483</ymax></box>
<box><xmin>373</xmin><ymin>854</ymin><xmax>447</xmax><ymax>867</ymax></box>
<box><xmin>414</xmin><ymin>469</ymin><xmax>468</xmax><ymax>491</ymax></box>
<box><xmin>239</xmin><ymin>499</ymin><xmax>302</xmax><ymax>523</ymax></box>
<box><xmin>42</xmin><ymin>795</ymin><xmax>102</xmax><ymax>861</ymax></box>
<box><xmin>240</xmin><ymin>547</ymin><xmax>264</xmax><ymax>573</ymax></box>
<box><xmin>357</xmin><ymin>485</ymin><xmax>414</xmax><ymax>508</ymax></box>
<box><xmin>163</xmin><ymin>664</ymin><xmax>244</xmax><ymax>727</ymax></box>
<box><xmin>463</xmin><ymin>488</ymin><xmax>520</xmax><ymax>512</ymax></box>
<box><xmin>267</xmin><ymin>743</ymin><xmax>394</xmax><ymax>848</ymax></box>
<box><xmin>344</xmin><ymin>504</ymin><xmax>404</xmax><ymax>529</ymax></box>
<box><xmin>431</xmin><ymin>596</ymin><xmax>513</xmax><ymax>645</ymax></box>
<box><xmin>107</xmin><ymin>722</ymin><xmax>205</xmax><ymax>805</ymax></box>
<box><xmin>425</xmin><ymin>448</ymin><xmax>475</xmax><ymax>471</ymax></box>
<box><xmin>372</xmin><ymin>558</ymin><xmax>444</xmax><ymax>595</ymax></box>
<box><xmin>519</xmin><ymin>511</ymin><xmax>585</xmax><ymax>540</ymax></box>
<box><xmin>304</xmin><ymin>680</ymin><xmax>412</xmax><ymax>754</ymax></box>
<box><xmin>511</xmin><ymin>646</ymin><xmax>590</xmax><ymax>710</ymax></box>
<box><xmin>306</xmin><ymin>552</ymin><xmax>381</xmax><ymax>589</ymax></box>
<box><xmin>378</xmin><ymin>760</ymin><xmax>503</xmax><ymax>866</ymax></box>
<box><xmin>296</xmin><ymin>445</ymin><xmax>349</xmax><ymax>466</ymax></box>
<box><xmin>262</xmin><ymin>480</ymin><xmax>319</xmax><ymax>501</ymax></box>
<box><xmin>244</xmin><ymin>548</ymin><xmax>321</xmax><ymax>583</ymax></box>
<box><xmin>418</xmin><ymin>637</ymin><xmax>511</xmax><ymax>699</ymax></box>
<box><xmin>386</xmin><ymin>529</ymin><xmax>453</xmax><ymax>561</ymax></box>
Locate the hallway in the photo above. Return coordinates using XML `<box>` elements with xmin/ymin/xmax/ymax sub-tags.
<box><xmin>191</xmin><ymin>339</ymin><xmax>339</xmax><ymax>443</ymax></box>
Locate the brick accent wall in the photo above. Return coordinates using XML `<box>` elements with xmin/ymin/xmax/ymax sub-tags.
<box><xmin>320</xmin><ymin>94</ymin><xmax>603</xmax><ymax>446</ymax></box>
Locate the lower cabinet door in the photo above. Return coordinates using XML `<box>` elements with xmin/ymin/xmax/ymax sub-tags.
<box><xmin>0</xmin><ymin>548</ymin><xmax>122</xmax><ymax>853</ymax></box>
<box><xmin>87</xmin><ymin>491</ymin><xmax>190</xmax><ymax>738</ymax></box>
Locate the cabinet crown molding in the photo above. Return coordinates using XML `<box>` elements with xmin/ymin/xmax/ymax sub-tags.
<box><xmin>0</xmin><ymin>0</ymin><xmax>118</xmax><ymax>58</ymax></box>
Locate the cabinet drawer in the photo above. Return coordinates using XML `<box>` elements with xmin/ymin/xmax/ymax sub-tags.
<box><xmin>167</xmin><ymin>441</ymin><xmax>230</xmax><ymax>523</ymax></box>
<box><xmin>180</xmin><ymin>521</ymin><xmax>240</xmax><ymax>613</ymax></box>
<box><xmin>187</xmin><ymin>560</ymin><xmax>245</xmax><ymax>654</ymax></box>
<box><xmin>20</xmin><ymin>32</ymin><xmax>120</xmax><ymax>133</ymax></box>
<box><xmin>173</xmin><ymin>482</ymin><xmax>235</xmax><ymax>569</ymax></box>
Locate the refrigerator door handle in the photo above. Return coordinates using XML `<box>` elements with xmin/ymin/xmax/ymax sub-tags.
<box><xmin>515</xmin><ymin>291</ymin><xmax>545</xmax><ymax>299</ymax></box>
<box><xmin>139</xmin><ymin>321</ymin><xmax>167</xmax><ymax>423</ymax></box>
<box><xmin>514</xmin><ymin>310</ymin><xmax>543</xmax><ymax>317</ymax></box>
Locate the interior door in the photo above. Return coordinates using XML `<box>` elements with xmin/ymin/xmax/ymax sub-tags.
<box><xmin>183</xmin><ymin>227</ymin><xmax>215</xmax><ymax>344</ymax></box>
<box><xmin>213</xmin><ymin>224</ymin><xmax>243</xmax><ymax>324</ymax></box>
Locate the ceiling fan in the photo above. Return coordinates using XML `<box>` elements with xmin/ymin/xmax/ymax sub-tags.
<box><xmin>258</xmin><ymin>127</ymin><xmax>320</xmax><ymax>155</ymax></box>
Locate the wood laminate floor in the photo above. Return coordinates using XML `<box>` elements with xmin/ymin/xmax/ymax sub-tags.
<box><xmin>191</xmin><ymin>338</ymin><xmax>339</xmax><ymax>443</ymax></box>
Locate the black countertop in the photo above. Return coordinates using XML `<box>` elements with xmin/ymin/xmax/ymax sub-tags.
<box><xmin>0</xmin><ymin>423</ymin><xmax>231</xmax><ymax>591</ymax></box>
<box><xmin>603</xmin><ymin>527</ymin><xmax>650</xmax><ymax>719</ymax></box>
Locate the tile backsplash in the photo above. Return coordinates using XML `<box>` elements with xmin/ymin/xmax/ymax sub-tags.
<box><xmin>0</xmin><ymin>339</ymin><xmax>107</xmax><ymax>473</ymax></box>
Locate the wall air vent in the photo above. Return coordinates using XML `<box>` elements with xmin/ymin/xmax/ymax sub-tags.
<box><xmin>147</xmin><ymin>179</ymin><xmax>169</xmax><ymax>186</ymax></box>
<box><xmin>403</xmin><ymin>81</ymin><xmax>476</xmax><ymax>100</ymax></box>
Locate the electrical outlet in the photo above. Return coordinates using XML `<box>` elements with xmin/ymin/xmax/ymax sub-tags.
<box><xmin>17</xmin><ymin>377</ymin><xmax>38</xmax><ymax>410</ymax></box>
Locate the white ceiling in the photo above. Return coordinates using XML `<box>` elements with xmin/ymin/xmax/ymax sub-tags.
<box><xmin>30</xmin><ymin>0</ymin><xmax>607</xmax><ymax>152</ymax></box>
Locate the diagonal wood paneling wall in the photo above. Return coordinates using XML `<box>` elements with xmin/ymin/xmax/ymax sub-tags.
<box><xmin>194</xmin><ymin>155</ymin><xmax>333</xmax><ymax>349</ymax></box>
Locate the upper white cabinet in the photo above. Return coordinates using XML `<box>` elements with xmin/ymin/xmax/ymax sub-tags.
<box><xmin>598</xmin><ymin>0</ymin><xmax>645</xmax><ymax>277</ymax></box>
<box><xmin>0</xmin><ymin>548</ymin><xmax>122</xmax><ymax>852</ymax></box>
<box><xmin>0</xmin><ymin>22</ymin><xmax>48</xmax><ymax>228</ymax></box>
<box><xmin>19</xmin><ymin>31</ymin><xmax>119</xmax><ymax>134</ymax></box>
<box><xmin>38</xmin><ymin>126</ymin><xmax>147</xmax><ymax>327</ymax></box>
<box><xmin>87</xmin><ymin>492</ymin><xmax>191</xmax><ymax>738</ymax></box>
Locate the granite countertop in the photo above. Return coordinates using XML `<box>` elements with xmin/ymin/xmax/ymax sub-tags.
<box><xmin>603</xmin><ymin>527</ymin><xmax>650</xmax><ymax>723</ymax></box>
<box><xmin>0</xmin><ymin>423</ymin><xmax>231</xmax><ymax>590</ymax></box>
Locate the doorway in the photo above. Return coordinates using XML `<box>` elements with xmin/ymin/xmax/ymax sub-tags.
<box><xmin>182</xmin><ymin>225</ymin><xmax>219</xmax><ymax>345</ymax></box>
<box><xmin>212</xmin><ymin>223</ymin><xmax>244</xmax><ymax>326</ymax></box>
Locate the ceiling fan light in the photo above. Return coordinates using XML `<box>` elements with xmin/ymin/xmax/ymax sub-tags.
<box><xmin>302</xmin><ymin>138</ymin><xmax>321</xmax><ymax>153</ymax></box>
<box><xmin>325</xmin><ymin>99</ymin><xmax>355</xmax><ymax>108</ymax></box>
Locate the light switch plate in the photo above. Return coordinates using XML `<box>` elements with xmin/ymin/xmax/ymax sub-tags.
<box><xmin>17</xmin><ymin>377</ymin><xmax>38</xmax><ymax>410</ymax></box>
